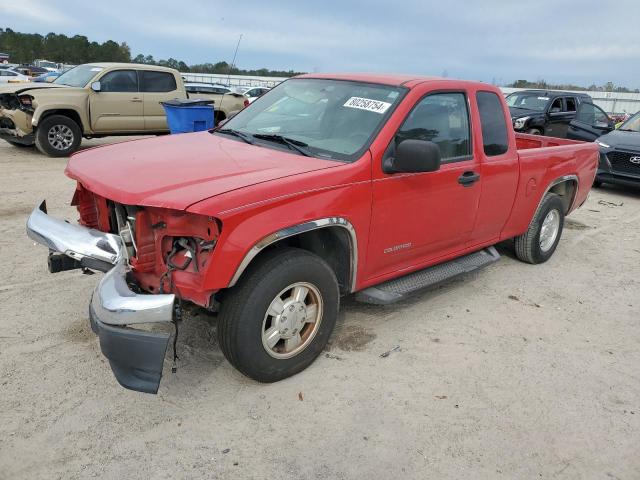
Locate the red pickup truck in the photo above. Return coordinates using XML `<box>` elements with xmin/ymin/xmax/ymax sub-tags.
<box><xmin>27</xmin><ymin>74</ymin><xmax>598</xmax><ymax>393</ymax></box>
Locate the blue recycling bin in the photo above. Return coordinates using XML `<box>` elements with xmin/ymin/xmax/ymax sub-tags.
<box><xmin>161</xmin><ymin>99</ymin><xmax>215</xmax><ymax>134</ymax></box>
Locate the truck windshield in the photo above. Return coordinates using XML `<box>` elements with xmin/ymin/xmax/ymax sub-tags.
<box><xmin>506</xmin><ymin>93</ymin><xmax>550</xmax><ymax>112</ymax></box>
<box><xmin>618</xmin><ymin>112</ymin><xmax>640</xmax><ymax>132</ymax></box>
<box><xmin>54</xmin><ymin>64</ymin><xmax>103</xmax><ymax>87</ymax></box>
<box><xmin>218</xmin><ymin>78</ymin><xmax>406</xmax><ymax>161</ymax></box>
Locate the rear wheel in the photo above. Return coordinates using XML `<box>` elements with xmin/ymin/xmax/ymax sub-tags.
<box><xmin>526</xmin><ymin>128</ymin><xmax>542</xmax><ymax>135</ymax></box>
<box><xmin>35</xmin><ymin>115</ymin><xmax>82</xmax><ymax>157</ymax></box>
<box><xmin>217</xmin><ymin>247</ymin><xmax>339</xmax><ymax>382</ymax></box>
<box><xmin>514</xmin><ymin>193</ymin><xmax>565</xmax><ymax>264</ymax></box>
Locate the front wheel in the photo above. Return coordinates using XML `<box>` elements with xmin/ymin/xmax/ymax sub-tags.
<box><xmin>514</xmin><ymin>193</ymin><xmax>565</xmax><ymax>264</ymax></box>
<box><xmin>526</xmin><ymin>128</ymin><xmax>542</xmax><ymax>135</ymax></box>
<box><xmin>217</xmin><ymin>247</ymin><xmax>339</xmax><ymax>382</ymax></box>
<box><xmin>35</xmin><ymin>115</ymin><xmax>82</xmax><ymax>157</ymax></box>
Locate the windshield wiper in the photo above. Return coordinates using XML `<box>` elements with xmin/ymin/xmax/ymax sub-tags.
<box><xmin>216</xmin><ymin>128</ymin><xmax>254</xmax><ymax>144</ymax></box>
<box><xmin>618</xmin><ymin>128</ymin><xmax>636</xmax><ymax>132</ymax></box>
<box><xmin>252</xmin><ymin>134</ymin><xmax>313</xmax><ymax>157</ymax></box>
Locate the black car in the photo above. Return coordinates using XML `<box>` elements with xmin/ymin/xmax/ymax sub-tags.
<box><xmin>568</xmin><ymin>105</ymin><xmax>640</xmax><ymax>188</ymax></box>
<box><xmin>506</xmin><ymin>90</ymin><xmax>592</xmax><ymax>138</ymax></box>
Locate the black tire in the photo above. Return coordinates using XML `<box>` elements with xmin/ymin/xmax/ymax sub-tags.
<box><xmin>4</xmin><ymin>139</ymin><xmax>32</xmax><ymax>148</ymax></box>
<box><xmin>526</xmin><ymin>128</ymin><xmax>542</xmax><ymax>135</ymax></box>
<box><xmin>217</xmin><ymin>247</ymin><xmax>339</xmax><ymax>383</ymax></box>
<box><xmin>35</xmin><ymin>115</ymin><xmax>82</xmax><ymax>157</ymax></box>
<box><xmin>514</xmin><ymin>193</ymin><xmax>565</xmax><ymax>264</ymax></box>
<box><xmin>593</xmin><ymin>179</ymin><xmax>603</xmax><ymax>188</ymax></box>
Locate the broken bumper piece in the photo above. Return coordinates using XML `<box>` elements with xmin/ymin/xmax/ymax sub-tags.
<box><xmin>26</xmin><ymin>200</ymin><xmax>176</xmax><ymax>394</ymax></box>
<box><xmin>26</xmin><ymin>200</ymin><xmax>122</xmax><ymax>272</ymax></box>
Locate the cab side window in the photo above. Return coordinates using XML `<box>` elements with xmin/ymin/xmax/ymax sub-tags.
<box><xmin>100</xmin><ymin>70</ymin><xmax>138</xmax><ymax>93</ymax></box>
<box><xmin>140</xmin><ymin>71</ymin><xmax>176</xmax><ymax>92</ymax></box>
<box><xmin>476</xmin><ymin>91</ymin><xmax>509</xmax><ymax>156</ymax></box>
<box><xmin>396</xmin><ymin>92</ymin><xmax>471</xmax><ymax>162</ymax></box>
<box><xmin>565</xmin><ymin>97</ymin><xmax>577</xmax><ymax>112</ymax></box>
<box><xmin>549</xmin><ymin>97</ymin><xmax>563</xmax><ymax>113</ymax></box>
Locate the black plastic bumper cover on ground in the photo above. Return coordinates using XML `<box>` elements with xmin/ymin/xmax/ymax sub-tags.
<box><xmin>89</xmin><ymin>304</ymin><xmax>170</xmax><ymax>394</ymax></box>
<box><xmin>0</xmin><ymin>131</ymin><xmax>35</xmax><ymax>145</ymax></box>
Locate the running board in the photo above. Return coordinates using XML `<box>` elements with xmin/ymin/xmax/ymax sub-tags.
<box><xmin>355</xmin><ymin>246</ymin><xmax>501</xmax><ymax>305</ymax></box>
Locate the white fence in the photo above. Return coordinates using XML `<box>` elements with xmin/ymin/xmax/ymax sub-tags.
<box><xmin>181</xmin><ymin>72</ymin><xmax>286</xmax><ymax>89</ymax></box>
<box><xmin>179</xmin><ymin>73</ymin><xmax>640</xmax><ymax>115</ymax></box>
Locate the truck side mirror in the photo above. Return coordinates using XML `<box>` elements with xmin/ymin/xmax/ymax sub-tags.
<box><xmin>90</xmin><ymin>81</ymin><xmax>101</xmax><ymax>92</ymax></box>
<box><xmin>383</xmin><ymin>139</ymin><xmax>441</xmax><ymax>174</ymax></box>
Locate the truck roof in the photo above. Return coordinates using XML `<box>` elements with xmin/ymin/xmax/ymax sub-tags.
<box><xmin>514</xmin><ymin>89</ymin><xmax>591</xmax><ymax>97</ymax></box>
<box><xmin>87</xmin><ymin>62</ymin><xmax>178</xmax><ymax>73</ymax></box>
<box><xmin>295</xmin><ymin>72</ymin><xmax>493</xmax><ymax>90</ymax></box>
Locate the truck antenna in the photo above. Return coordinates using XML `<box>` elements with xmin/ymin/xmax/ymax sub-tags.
<box><xmin>227</xmin><ymin>33</ymin><xmax>243</xmax><ymax>86</ymax></box>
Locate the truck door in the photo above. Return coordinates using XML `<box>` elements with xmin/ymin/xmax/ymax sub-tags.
<box><xmin>90</xmin><ymin>69</ymin><xmax>144</xmax><ymax>132</ymax></box>
<box><xmin>567</xmin><ymin>102</ymin><xmax>615</xmax><ymax>142</ymax></box>
<box><xmin>545</xmin><ymin>97</ymin><xmax>573</xmax><ymax>138</ymax></box>
<box><xmin>467</xmin><ymin>91</ymin><xmax>519</xmax><ymax>246</ymax></box>
<box><xmin>140</xmin><ymin>70</ymin><xmax>183</xmax><ymax>131</ymax></box>
<box><xmin>367</xmin><ymin>91</ymin><xmax>482</xmax><ymax>279</ymax></box>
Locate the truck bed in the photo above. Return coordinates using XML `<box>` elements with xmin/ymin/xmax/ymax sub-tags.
<box><xmin>515</xmin><ymin>132</ymin><xmax>585</xmax><ymax>150</ymax></box>
<box><xmin>500</xmin><ymin>132</ymin><xmax>599</xmax><ymax>240</ymax></box>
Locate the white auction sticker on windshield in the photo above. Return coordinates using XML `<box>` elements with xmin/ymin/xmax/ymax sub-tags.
<box><xmin>343</xmin><ymin>97</ymin><xmax>392</xmax><ymax>114</ymax></box>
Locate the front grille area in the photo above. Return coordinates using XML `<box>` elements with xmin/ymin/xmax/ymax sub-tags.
<box><xmin>607</xmin><ymin>150</ymin><xmax>640</xmax><ymax>175</ymax></box>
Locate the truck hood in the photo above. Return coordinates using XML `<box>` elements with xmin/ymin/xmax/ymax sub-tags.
<box><xmin>66</xmin><ymin>131</ymin><xmax>341</xmax><ymax>210</ymax></box>
<box><xmin>509</xmin><ymin>107</ymin><xmax>544</xmax><ymax>120</ymax></box>
<box><xmin>0</xmin><ymin>82</ymin><xmax>69</xmax><ymax>95</ymax></box>
<box><xmin>598</xmin><ymin>129</ymin><xmax>640</xmax><ymax>149</ymax></box>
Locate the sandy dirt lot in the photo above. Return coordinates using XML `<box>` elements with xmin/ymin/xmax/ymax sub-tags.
<box><xmin>0</xmin><ymin>137</ymin><xmax>639</xmax><ymax>480</ymax></box>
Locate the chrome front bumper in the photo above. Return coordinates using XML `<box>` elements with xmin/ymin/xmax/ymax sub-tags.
<box><xmin>27</xmin><ymin>200</ymin><xmax>122</xmax><ymax>271</ymax></box>
<box><xmin>26</xmin><ymin>201</ymin><xmax>176</xmax><ymax>394</ymax></box>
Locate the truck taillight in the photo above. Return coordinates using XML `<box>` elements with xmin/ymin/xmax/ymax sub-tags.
<box><xmin>243</xmin><ymin>98</ymin><xmax>250</xmax><ymax>108</ymax></box>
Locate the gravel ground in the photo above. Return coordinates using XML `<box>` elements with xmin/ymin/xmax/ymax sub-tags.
<box><xmin>1</xmin><ymin>137</ymin><xmax>639</xmax><ymax>480</ymax></box>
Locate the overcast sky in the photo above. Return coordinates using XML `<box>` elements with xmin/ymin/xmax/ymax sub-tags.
<box><xmin>2</xmin><ymin>0</ymin><xmax>640</xmax><ymax>87</ymax></box>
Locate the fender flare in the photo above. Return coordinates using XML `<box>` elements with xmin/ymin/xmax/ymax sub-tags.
<box><xmin>228</xmin><ymin>217</ymin><xmax>358</xmax><ymax>292</ymax></box>
<box><xmin>534</xmin><ymin>174</ymin><xmax>579</xmax><ymax>217</ymax></box>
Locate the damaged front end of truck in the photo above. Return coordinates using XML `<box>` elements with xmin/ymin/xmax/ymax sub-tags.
<box><xmin>26</xmin><ymin>183</ymin><xmax>221</xmax><ymax>393</ymax></box>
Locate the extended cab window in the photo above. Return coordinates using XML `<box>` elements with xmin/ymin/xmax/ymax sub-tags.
<box><xmin>100</xmin><ymin>70</ymin><xmax>138</xmax><ymax>93</ymax></box>
<box><xmin>396</xmin><ymin>92</ymin><xmax>470</xmax><ymax>162</ymax></box>
<box><xmin>565</xmin><ymin>97</ymin><xmax>577</xmax><ymax>112</ymax></box>
<box><xmin>140</xmin><ymin>71</ymin><xmax>176</xmax><ymax>92</ymax></box>
<box><xmin>476</xmin><ymin>91</ymin><xmax>509</xmax><ymax>156</ymax></box>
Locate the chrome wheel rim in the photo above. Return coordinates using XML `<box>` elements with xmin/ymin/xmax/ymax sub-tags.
<box><xmin>540</xmin><ymin>209</ymin><xmax>560</xmax><ymax>252</ymax></box>
<box><xmin>261</xmin><ymin>282</ymin><xmax>323</xmax><ymax>359</ymax></box>
<box><xmin>47</xmin><ymin>125</ymin><xmax>74</xmax><ymax>151</ymax></box>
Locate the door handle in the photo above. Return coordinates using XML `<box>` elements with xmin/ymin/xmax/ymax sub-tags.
<box><xmin>458</xmin><ymin>171</ymin><xmax>480</xmax><ymax>187</ymax></box>
<box><xmin>131</xmin><ymin>98</ymin><xmax>142</xmax><ymax>102</ymax></box>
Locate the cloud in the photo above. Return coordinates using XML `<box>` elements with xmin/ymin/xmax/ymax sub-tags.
<box><xmin>0</xmin><ymin>0</ymin><xmax>75</xmax><ymax>27</ymax></box>
<box><xmin>3</xmin><ymin>0</ymin><xmax>640</xmax><ymax>87</ymax></box>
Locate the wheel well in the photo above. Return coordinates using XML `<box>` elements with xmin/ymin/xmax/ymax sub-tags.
<box><xmin>38</xmin><ymin>109</ymin><xmax>84</xmax><ymax>133</ymax></box>
<box><xmin>238</xmin><ymin>227</ymin><xmax>353</xmax><ymax>295</ymax></box>
<box><xmin>214</xmin><ymin>110</ymin><xmax>226</xmax><ymax>122</ymax></box>
<box><xmin>548</xmin><ymin>180</ymin><xmax>578</xmax><ymax>213</ymax></box>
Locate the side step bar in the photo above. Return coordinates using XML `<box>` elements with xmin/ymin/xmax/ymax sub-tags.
<box><xmin>355</xmin><ymin>246</ymin><xmax>500</xmax><ymax>305</ymax></box>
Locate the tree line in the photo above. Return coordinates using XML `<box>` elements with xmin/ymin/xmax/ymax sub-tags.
<box><xmin>0</xmin><ymin>28</ymin><xmax>301</xmax><ymax>77</ymax></box>
<box><xmin>509</xmin><ymin>79</ymin><xmax>640</xmax><ymax>94</ymax></box>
